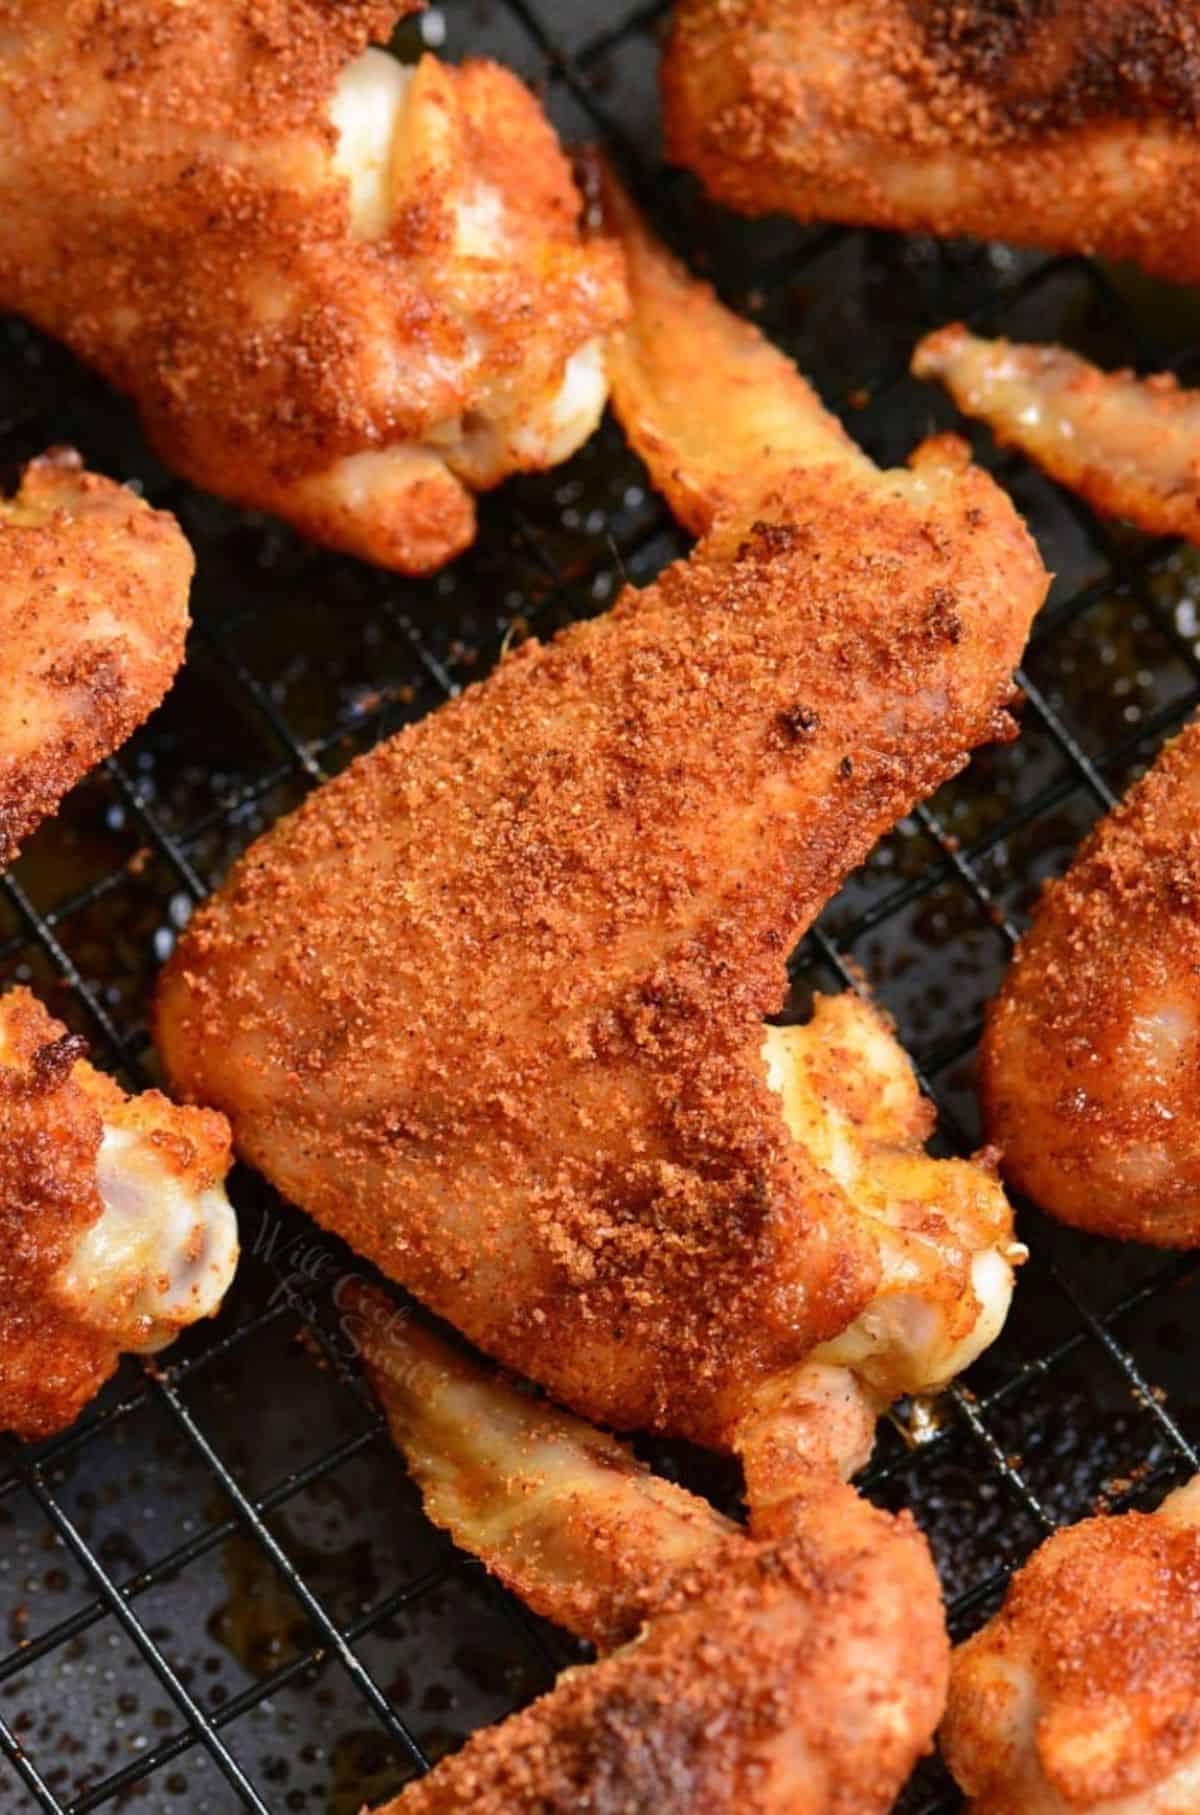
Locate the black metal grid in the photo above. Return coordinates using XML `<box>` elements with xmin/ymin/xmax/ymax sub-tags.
<box><xmin>3</xmin><ymin>3</ymin><xmax>1200</xmax><ymax>1809</ymax></box>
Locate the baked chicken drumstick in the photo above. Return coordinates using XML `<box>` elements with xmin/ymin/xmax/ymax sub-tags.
<box><xmin>663</xmin><ymin>1</ymin><xmax>1200</xmax><ymax>288</ymax></box>
<box><xmin>157</xmin><ymin>183</ymin><xmax>1046</xmax><ymax>1469</ymax></box>
<box><xmin>1</xmin><ymin>448</ymin><xmax>191</xmax><ymax>868</ymax></box>
<box><xmin>915</xmin><ymin>325</ymin><xmax>1200</xmax><ymax>546</ymax></box>
<box><xmin>348</xmin><ymin>1288</ymin><xmax>950</xmax><ymax>1815</ymax></box>
<box><xmin>983</xmin><ymin>718</ymin><xmax>1200</xmax><ymax>1247</ymax></box>
<box><xmin>0</xmin><ymin>3</ymin><xmax>627</xmax><ymax>573</ymax></box>
<box><xmin>1</xmin><ymin>989</ymin><xmax>237</xmax><ymax>1439</ymax></box>
<box><xmin>943</xmin><ymin>1477</ymin><xmax>1200</xmax><ymax>1813</ymax></box>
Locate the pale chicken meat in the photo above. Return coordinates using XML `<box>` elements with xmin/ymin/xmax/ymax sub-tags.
<box><xmin>982</xmin><ymin>718</ymin><xmax>1200</xmax><ymax>1247</ymax></box>
<box><xmin>348</xmin><ymin>1289</ymin><xmax>950</xmax><ymax>1815</ymax></box>
<box><xmin>763</xmin><ymin>994</ymin><xmax>1022</xmax><ymax>1479</ymax></box>
<box><xmin>0</xmin><ymin>989</ymin><xmax>237</xmax><ymax>1439</ymax></box>
<box><xmin>0</xmin><ymin>448</ymin><xmax>191</xmax><ymax>868</ymax></box>
<box><xmin>943</xmin><ymin>1477</ymin><xmax>1200</xmax><ymax>1813</ymax></box>
<box><xmin>915</xmin><ymin>325</ymin><xmax>1200</xmax><ymax>544</ymax></box>
<box><xmin>156</xmin><ymin>181</ymin><xmax>1046</xmax><ymax>1465</ymax></box>
<box><xmin>0</xmin><ymin>4</ymin><xmax>627</xmax><ymax>574</ymax></box>
<box><xmin>663</xmin><ymin>2</ymin><xmax>1200</xmax><ymax>288</ymax></box>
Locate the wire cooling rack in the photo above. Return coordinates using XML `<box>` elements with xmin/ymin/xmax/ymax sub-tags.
<box><xmin>4</xmin><ymin>4</ymin><xmax>1200</xmax><ymax>1810</ymax></box>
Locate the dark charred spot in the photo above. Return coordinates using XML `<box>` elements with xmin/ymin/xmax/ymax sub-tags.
<box><xmin>909</xmin><ymin>0</ymin><xmax>1200</xmax><ymax>131</ymax></box>
<box><xmin>741</xmin><ymin>520</ymin><xmax>799</xmax><ymax>562</ymax></box>
<box><xmin>775</xmin><ymin>704</ymin><xmax>820</xmax><ymax>743</ymax></box>
<box><xmin>29</xmin><ymin>1032</ymin><xmax>88</xmax><ymax>1094</ymax></box>
<box><xmin>839</xmin><ymin>755</ymin><xmax>854</xmax><ymax>780</ymax></box>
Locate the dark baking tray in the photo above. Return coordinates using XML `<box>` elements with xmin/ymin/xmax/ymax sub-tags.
<box><xmin>2</xmin><ymin>4</ymin><xmax>1199</xmax><ymax>1810</ymax></box>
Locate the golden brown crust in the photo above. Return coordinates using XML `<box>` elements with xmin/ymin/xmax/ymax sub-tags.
<box><xmin>981</xmin><ymin>718</ymin><xmax>1200</xmax><ymax>1246</ymax></box>
<box><xmin>914</xmin><ymin>324</ymin><xmax>1200</xmax><ymax>544</ymax></box>
<box><xmin>348</xmin><ymin>1281</ymin><xmax>741</xmax><ymax>1651</ymax></box>
<box><xmin>0</xmin><ymin>987</ymin><xmax>232</xmax><ymax>1439</ymax></box>
<box><xmin>0</xmin><ymin>6</ymin><xmax>626</xmax><ymax>572</ymax></box>
<box><xmin>595</xmin><ymin>156</ymin><xmax>867</xmax><ymax>537</ymax></box>
<box><xmin>383</xmin><ymin>1479</ymin><xmax>947</xmax><ymax>1815</ymax></box>
<box><xmin>0</xmin><ymin>447</ymin><xmax>191</xmax><ymax>867</ymax></box>
<box><xmin>663</xmin><ymin>0</ymin><xmax>1200</xmax><ymax>286</ymax></box>
<box><xmin>157</xmin><ymin>430</ymin><xmax>1043</xmax><ymax>1446</ymax></box>
<box><xmin>943</xmin><ymin>1484</ymin><xmax>1200</xmax><ymax>1811</ymax></box>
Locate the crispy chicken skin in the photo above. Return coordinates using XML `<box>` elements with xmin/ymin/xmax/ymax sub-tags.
<box><xmin>0</xmin><ymin>448</ymin><xmax>191</xmax><ymax>868</ymax></box>
<box><xmin>915</xmin><ymin>325</ymin><xmax>1200</xmax><ymax>545</ymax></box>
<box><xmin>349</xmin><ymin>1290</ymin><xmax>950</xmax><ymax>1815</ymax></box>
<box><xmin>943</xmin><ymin>1478</ymin><xmax>1200</xmax><ymax>1813</ymax></box>
<box><xmin>0</xmin><ymin>5</ymin><xmax>626</xmax><ymax>574</ymax></box>
<box><xmin>663</xmin><ymin>1</ymin><xmax>1200</xmax><ymax>288</ymax></box>
<box><xmin>982</xmin><ymin>719</ymin><xmax>1200</xmax><ymax>1248</ymax></box>
<box><xmin>0</xmin><ymin>989</ymin><xmax>237</xmax><ymax>1440</ymax></box>
<box><xmin>156</xmin><ymin>185</ymin><xmax>1045</xmax><ymax>1456</ymax></box>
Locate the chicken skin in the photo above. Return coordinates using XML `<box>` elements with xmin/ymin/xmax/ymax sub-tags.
<box><xmin>943</xmin><ymin>1477</ymin><xmax>1200</xmax><ymax>1813</ymax></box>
<box><xmin>0</xmin><ymin>448</ymin><xmax>191</xmax><ymax>869</ymax></box>
<box><xmin>663</xmin><ymin>1</ymin><xmax>1200</xmax><ymax>288</ymax></box>
<box><xmin>0</xmin><ymin>989</ymin><xmax>237</xmax><ymax>1440</ymax></box>
<box><xmin>982</xmin><ymin>719</ymin><xmax>1200</xmax><ymax>1248</ymax></box>
<box><xmin>915</xmin><ymin>325</ymin><xmax>1200</xmax><ymax>545</ymax></box>
<box><xmin>156</xmin><ymin>185</ymin><xmax>1045</xmax><ymax>1463</ymax></box>
<box><xmin>0</xmin><ymin>5</ymin><xmax>627</xmax><ymax>574</ymax></box>
<box><xmin>346</xmin><ymin>1288</ymin><xmax>950</xmax><ymax>1815</ymax></box>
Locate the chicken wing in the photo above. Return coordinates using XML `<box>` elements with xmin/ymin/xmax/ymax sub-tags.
<box><xmin>663</xmin><ymin>1</ymin><xmax>1200</xmax><ymax>288</ymax></box>
<box><xmin>0</xmin><ymin>448</ymin><xmax>191</xmax><ymax>868</ymax></box>
<box><xmin>943</xmin><ymin>1477</ymin><xmax>1200</xmax><ymax>1813</ymax></box>
<box><xmin>0</xmin><ymin>5</ymin><xmax>627</xmax><ymax>573</ymax></box>
<box><xmin>156</xmin><ymin>185</ymin><xmax>1045</xmax><ymax>1464</ymax></box>
<box><xmin>982</xmin><ymin>718</ymin><xmax>1200</xmax><ymax>1247</ymax></box>
<box><xmin>0</xmin><ymin>988</ymin><xmax>237</xmax><ymax>1440</ymax></box>
<box><xmin>915</xmin><ymin>325</ymin><xmax>1200</xmax><ymax>544</ymax></box>
<box><xmin>347</xmin><ymin>1289</ymin><xmax>950</xmax><ymax>1815</ymax></box>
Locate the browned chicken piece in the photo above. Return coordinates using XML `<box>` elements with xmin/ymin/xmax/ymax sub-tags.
<box><xmin>156</xmin><ymin>182</ymin><xmax>1046</xmax><ymax>1466</ymax></box>
<box><xmin>1</xmin><ymin>989</ymin><xmax>237</xmax><ymax>1440</ymax></box>
<box><xmin>663</xmin><ymin>2</ymin><xmax>1200</xmax><ymax>288</ymax></box>
<box><xmin>0</xmin><ymin>5</ymin><xmax>627</xmax><ymax>575</ymax></box>
<box><xmin>915</xmin><ymin>325</ymin><xmax>1200</xmax><ymax>544</ymax></box>
<box><xmin>347</xmin><ymin>1288</ymin><xmax>950</xmax><ymax>1815</ymax></box>
<box><xmin>0</xmin><ymin>448</ymin><xmax>191</xmax><ymax>868</ymax></box>
<box><xmin>982</xmin><ymin>719</ymin><xmax>1200</xmax><ymax>1248</ymax></box>
<box><xmin>943</xmin><ymin>1477</ymin><xmax>1200</xmax><ymax>1813</ymax></box>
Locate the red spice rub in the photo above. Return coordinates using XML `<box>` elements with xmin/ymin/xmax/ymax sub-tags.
<box><xmin>664</xmin><ymin>1</ymin><xmax>1200</xmax><ymax>286</ymax></box>
<box><xmin>982</xmin><ymin>717</ymin><xmax>1200</xmax><ymax>1246</ymax></box>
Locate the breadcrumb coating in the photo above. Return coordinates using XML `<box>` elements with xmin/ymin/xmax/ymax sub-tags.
<box><xmin>0</xmin><ymin>448</ymin><xmax>191</xmax><ymax>868</ymax></box>
<box><xmin>982</xmin><ymin>717</ymin><xmax>1200</xmax><ymax>1247</ymax></box>
<box><xmin>664</xmin><ymin>1</ymin><xmax>1200</xmax><ymax>286</ymax></box>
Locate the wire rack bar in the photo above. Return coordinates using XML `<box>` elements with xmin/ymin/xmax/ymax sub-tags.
<box><xmin>5</xmin><ymin>1446</ymin><xmax>275</xmax><ymax>1815</ymax></box>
